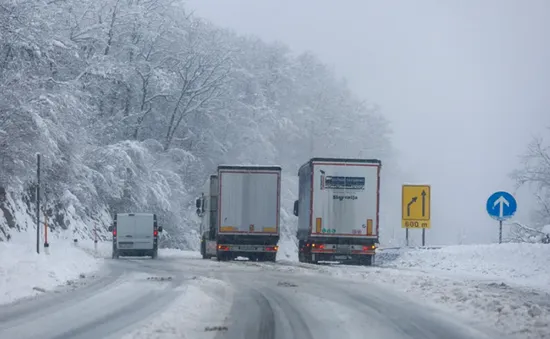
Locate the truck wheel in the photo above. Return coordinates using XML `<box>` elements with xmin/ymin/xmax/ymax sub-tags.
<box><xmin>359</xmin><ymin>256</ymin><xmax>372</xmax><ymax>266</ymax></box>
<box><xmin>299</xmin><ymin>251</ymin><xmax>306</xmax><ymax>263</ymax></box>
<box><xmin>265</xmin><ymin>253</ymin><xmax>276</xmax><ymax>262</ymax></box>
<box><xmin>217</xmin><ymin>252</ymin><xmax>229</xmax><ymax>261</ymax></box>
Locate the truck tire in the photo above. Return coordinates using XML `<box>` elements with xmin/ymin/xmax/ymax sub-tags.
<box><xmin>217</xmin><ymin>252</ymin><xmax>230</xmax><ymax>261</ymax></box>
<box><xmin>265</xmin><ymin>253</ymin><xmax>276</xmax><ymax>262</ymax></box>
<box><xmin>358</xmin><ymin>255</ymin><xmax>372</xmax><ymax>266</ymax></box>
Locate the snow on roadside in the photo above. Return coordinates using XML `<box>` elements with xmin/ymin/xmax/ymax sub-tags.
<box><xmin>0</xmin><ymin>235</ymin><xmax>102</xmax><ymax>305</ymax></box>
<box><xmin>271</xmin><ymin>243</ymin><xmax>550</xmax><ymax>339</ymax></box>
<box><xmin>121</xmin><ymin>277</ymin><xmax>233</xmax><ymax>339</ymax></box>
<box><xmin>384</xmin><ymin>243</ymin><xmax>550</xmax><ymax>292</ymax></box>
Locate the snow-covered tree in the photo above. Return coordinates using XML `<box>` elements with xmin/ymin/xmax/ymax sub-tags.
<box><xmin>512</xmin><ymin>134</ymin><xmax>550</xmax><ymax>228</ymax></box>
<box><xmin>0</xmin><ymin>0</ymin><xmax>393</xmax><ymax>248</ymax></box>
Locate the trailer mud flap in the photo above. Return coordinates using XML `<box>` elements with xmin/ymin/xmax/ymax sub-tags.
<box><xmin>206</xmin><ymin>241</ymin><xmax>217</xmax><ymax>255</ymax></box>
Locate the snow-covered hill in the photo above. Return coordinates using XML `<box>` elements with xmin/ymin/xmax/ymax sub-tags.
<box><xmin>0</xmin><ymin>0</ymin><xmax>390</xmax><ymax>247</ymax></box>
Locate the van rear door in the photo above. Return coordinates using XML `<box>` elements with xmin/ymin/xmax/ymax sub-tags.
<box><xmin>117</xmin><ymin>215</ymin><xmax>135</xmax><ymax>249</ymax></box>
<box><xmin>133</xmin><ymin>214</ymin><xmax>154</xmax><ymax>250</ymax></box>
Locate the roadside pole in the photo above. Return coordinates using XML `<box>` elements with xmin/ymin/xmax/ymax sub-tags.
<box><xmin>422</xmin><ymin>228</ymin><xmax>425</xmax><ymax>246</ymax></box>
<box><xmin>44</xmin><ymin>211</ymin><xmax>50</xmax><ymax>254</ymax></box>
<box><xmin>499</xmin><ymin>220</ymin><xmax>503</xmax><ymax>244</ymax></box>
<box><xmin>94</xmin><ymin>224</ymin><xmax>98</xmax><ymax>253</ymax></box>
<box><xmin>36</xmin><ymin>153</ymin><xmax>40</xmax><ymax>254</ymax></box>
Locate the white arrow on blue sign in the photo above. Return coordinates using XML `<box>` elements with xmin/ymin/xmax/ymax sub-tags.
<box><xmin>486</xmin><ymin>191</ymin><xmax>517</xmax><ymax>221</ymax></box>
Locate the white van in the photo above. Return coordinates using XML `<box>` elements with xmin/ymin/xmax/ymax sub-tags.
<box><xmin>108</xmin><ymin>213</ymin><xmax>163</xmax><ymax>259</ymax></box>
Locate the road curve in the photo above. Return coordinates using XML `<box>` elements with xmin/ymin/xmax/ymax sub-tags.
<box><xmin>202</xmin><ymin>260</ymin><xmax>502</xmax><ymax>339</ymax></box>
<box><xmin>0</xmin><ymin>255</ymin><xmax>505</xmax><ymax>339</ymax></box>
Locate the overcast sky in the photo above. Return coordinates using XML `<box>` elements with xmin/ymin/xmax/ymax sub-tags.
<box><xmin>186</xmin><ymin>0</ymin><xmax>550</xmax><ymax>245</ymax></box>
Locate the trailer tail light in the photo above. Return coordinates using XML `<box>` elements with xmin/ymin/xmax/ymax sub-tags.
<box><xmin>218</xmin><ymin>245</ymin><xmax>229</xmax><ymax>251</ymax></box>
<box><xmin>266</xmin><ymin>246</ymin><xmax>278</xmax><ymax>252</ymax></box>
<box><xmin>316</xmin><ymin>218</ymin><xmax>322</xmax><ymax>233</ymax></box>
<box><xmin>153</xmin><ymin>229</ymin><xmax>158</xmax><ymax>237</ymax></box>
<box><xmin>362</xmin><ymin>245</ymin><xmax>376</xmax><ymax>251</ymax></box>
<box><xmin>366</xmin><ymin>219</ymin><xmax>373</xmax><ymax>235</ymax></box>
<box><xmin>112</xmin><ymin>229</ymin><xmax>117</xmax><ymax>236</ymax></box>
<box><xmin>319</xmin><ymin>244</ymin><xmax>325</xmax><ymax>249</ymax></box>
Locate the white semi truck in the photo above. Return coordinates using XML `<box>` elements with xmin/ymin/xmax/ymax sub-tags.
<box><xmin>293</xmin><ymin>158</ymin><xmax>381</xmax><ymax>265</ymax></box>
<box><xmin>196</xmin><ymin>165</ymin><xmax>282</xmax><ymax>262</ymax></box>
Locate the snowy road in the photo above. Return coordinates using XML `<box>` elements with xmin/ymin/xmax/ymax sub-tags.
<box><xmin>0</xmin><ymin>256</ymin><xmax>502</xmax><ymax>339</ymax></box>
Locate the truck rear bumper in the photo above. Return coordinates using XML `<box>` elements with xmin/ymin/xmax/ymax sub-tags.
<box><xmin>311</xmin><ymin>252</ymin><xmax>374</xmax><ymax>261</ymax></box>
<box><xmin>218</xmin><ymin>244</ymin><xmax>278</xmax><ymax>253</ymax></box>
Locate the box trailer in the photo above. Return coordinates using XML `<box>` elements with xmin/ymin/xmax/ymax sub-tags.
<box><xmin>293</xmin><ymin>158</ymin><xmax>381</xmax><ymax>265</ymax></box>
<box><xmin>197</xmin><ymin>165</ymin><xmax>281</xmax><ymax>262</ymax></box>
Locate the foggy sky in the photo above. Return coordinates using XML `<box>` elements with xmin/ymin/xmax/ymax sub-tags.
<box><xmin>186</xmin><ymin>0</ymin><xmax>550</xmax><ymax>245</ymax></box>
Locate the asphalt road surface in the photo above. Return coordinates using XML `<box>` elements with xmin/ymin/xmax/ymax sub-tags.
<box><xmin>0</xmin><ymin>255</ymin><xmax>503</xmax><ymax>339</ymax></box>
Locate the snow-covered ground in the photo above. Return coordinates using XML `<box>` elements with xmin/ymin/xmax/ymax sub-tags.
<box><xmin>0</xmin><ymin>233</ymin><xmax>102</xmax><ymax>305</ymax></box>
<box><xmin>3</xmin><ymin>231</ymin><xmax>549</xmax><ymax>338</ymax></box>
<box><xmin>382</xmin><ymin>243</ymin><xmax>550</xmax><ymax>291</ymax></box>
<box><xmin>275</xmin><ymin>243</ymin><xmax>550</xmax><ymax>339</ymax></box>
<box><xmin>121</xmin><ymin>277</ymin><xmax>233</xmax><ymax>339</ymax></box>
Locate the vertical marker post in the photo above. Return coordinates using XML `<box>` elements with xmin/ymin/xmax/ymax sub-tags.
<box><xmin>44</xmin><ymin>212</ymin><xmax>50</xmax><ymax>254</ymax></box>
<box><xmin>36</xmin><ymin>153</ymin><xmax>40</xmax><ymax>254</ymax></box>
<box><xmin>94</xmin><ymin>224</ymin><xmax>98</xmax><ymax>253</ymax></box>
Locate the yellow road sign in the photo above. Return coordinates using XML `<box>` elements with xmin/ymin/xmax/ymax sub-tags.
<box><xmin>402</xmin><ymin>184</ymin><xmax>431</xmax><ymax>229</ymax></box>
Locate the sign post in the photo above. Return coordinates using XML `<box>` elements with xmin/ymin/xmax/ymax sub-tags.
<box><xmin>402</xmin><ymin>184</ymin><xmax>431</xmax><ymax>246</ymax></box>
<box><xmin>486</xmin><ymin>191</ymin><xmax>517</xmax><ymax>243</ymax></box>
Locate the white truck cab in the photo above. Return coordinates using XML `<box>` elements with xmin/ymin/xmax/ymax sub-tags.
<box><xmin>108</xmin><ymin>213</ymin><xmax>162</xmax><ymax>259</ymax></box>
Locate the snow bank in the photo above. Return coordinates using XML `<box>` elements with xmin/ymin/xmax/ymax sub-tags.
<box><xmin>0</xmin><ymin>235</ymin><xmax>102</xmax><ymax>305</ymax></box>
<box><xmin>384</xmin><ymin>243</ymin><xmax>550</xmax><ymax>291</ymax></box>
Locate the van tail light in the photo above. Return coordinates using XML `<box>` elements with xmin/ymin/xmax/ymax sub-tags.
<box><xmin>154</xmin><ymin>229</ymin><xmax>158</xmax><ymax>237</ymax></box>
<box><xmin>113</xmin><ymin>229</ymin><xmax>117</xmax><ymax>236</ymax></box>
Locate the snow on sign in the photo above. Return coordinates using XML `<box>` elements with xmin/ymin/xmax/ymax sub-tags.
<box><xmin>486</xmin><ymin>191</ymin><xmax>517</xmax><ymax>221</ymax></box>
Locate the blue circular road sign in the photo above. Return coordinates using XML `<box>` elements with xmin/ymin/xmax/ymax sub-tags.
<box><xmin>486</xmin><ymin>191</ymin><xmax>517</xmax><ymax>221</ymax></box>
